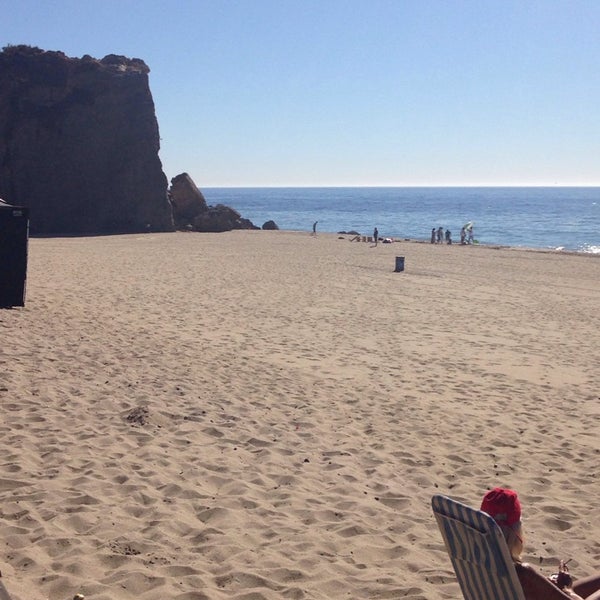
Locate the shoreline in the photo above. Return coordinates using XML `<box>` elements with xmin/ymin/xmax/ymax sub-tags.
<box><xmin>28</xmin><ymin>228</ymin><xmax>600</xmax><ymax>256</ymax></box>
<box><xmin>202</xmin><ymin>186</ymin><xmax>600</xmax><ymax>255</ymax></box>
<box><xmin>283</xmin><ymin>229</ymin><xmax>600</xmax><ymax>256</ymax></box>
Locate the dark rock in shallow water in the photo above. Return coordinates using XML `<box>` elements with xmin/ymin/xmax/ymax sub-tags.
<box><xmin>0</xmin><ymin>45</ymin><xmax>173</xmax><ymax>235</ymax></box>
<box><xmin>262</xmin><ymin>220</ymin><xmax>279</xmax><ymax>230</ymax></box>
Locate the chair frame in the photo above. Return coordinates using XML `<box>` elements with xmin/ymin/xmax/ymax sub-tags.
<box><xmin>432</xmin><ymin>494</ymin><xmax>526</xmax><ymax>600</ymax></box>
<box><xmin>0</xmin><ymin>574</ymin><xmax>12</xmax><ymax>600</ymax></box>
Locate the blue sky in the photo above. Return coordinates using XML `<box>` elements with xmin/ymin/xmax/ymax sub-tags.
<box><xmin>3</xmin><ymin>0</ymin><xmax>600</xmax><ymax>186</ymax></box>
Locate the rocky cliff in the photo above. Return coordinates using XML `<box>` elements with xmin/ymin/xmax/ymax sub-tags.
<box><xmin>0</xmin><ymin>45</ymin><xmax>174</xmax><ymax>234</ymax></box>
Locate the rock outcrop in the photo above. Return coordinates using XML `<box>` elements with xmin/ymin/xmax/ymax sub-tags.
<box><xmin>169</xmin><ymin>173</ymin><xmax>208</xmax><ymax>228</ymax></box>
<box><xmin>0</xmin><ymin>45</ymin><xmax>174</xmax><ymax>234</ymax></box>
<box><xmin>193</xmin><ymin>204</ymin><xmax>258</xmax><ymax>233</ymax></box>
<box><xmin>168</xmin><ymin>172</ymin><xmax>258</xmax><ymax>233</ymax></box>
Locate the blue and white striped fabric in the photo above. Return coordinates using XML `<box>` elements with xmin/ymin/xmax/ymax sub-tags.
<box><xmin>432</xmin><ymin>495</ymin><xmax>526</xmax><ymax>600</ymax></box>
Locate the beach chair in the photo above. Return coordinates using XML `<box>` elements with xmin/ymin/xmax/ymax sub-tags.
<box><xmin>432</xmin><ymin>494</ymin><xmax>526</xmax><ymax>600</ymax></box>
<box><xmin>0</xmin><ymin>573</ymin><xmax>13</xmax><ymax>600</ymax></box>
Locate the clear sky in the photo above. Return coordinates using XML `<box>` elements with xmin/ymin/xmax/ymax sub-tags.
<box><xmin>3</xmin><ymin>0</ymin><xmax>600</xmax><ymax>186</ymax></box>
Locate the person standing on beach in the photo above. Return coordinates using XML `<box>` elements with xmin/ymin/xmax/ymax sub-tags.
<box><xmin>312</xmin><ymin>221</ymin><xmax>318</xmax><ymax>236</ymax></box>
<box><xmin>468</xmin><ymin>225</ymin><xmax>474</xmax><ymax>244</ymax></box>
<box><xmin>431</xmin><ymin>228</ymin><xmax>436</xmax><ymax>244</ymax></box>
<box><xmin>437</xmin><ymin>226</ymin><xmax>444</xmax><ymax>244</ymax></box>
<box><xmin>445</xmin><ymin>229</ymin><xmax>452</xmax><ymax>244</ymax></box>
<box><xmin>373</xmin><ymin>227</ymin><xmax>378</xmax><ymax>246</ymax></box>
<box><xmin>460</xmin><ymin>227</ymin><xmax>466</xmax><ymax>244</ymax></box>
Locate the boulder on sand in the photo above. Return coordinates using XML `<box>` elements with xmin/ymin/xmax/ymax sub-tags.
<box><xmin>168</xmin><ymin>173</ymin><xmax>208</xmax><ymax>228</ymax></box>
<box><xmin>168</xmin><ymin>172</ymin><xmax>259</xmax><ymax>233</ymax></box>
<box><xmin>193</xmin><ymin>205</ymin><xmax>258</xmax><ymax>233</ymax></box>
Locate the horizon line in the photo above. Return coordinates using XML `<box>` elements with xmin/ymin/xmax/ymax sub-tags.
<box><xmin>198</xmin><ymin>184</ymin><xmax>600</xmax><ymax>189</ymax></box>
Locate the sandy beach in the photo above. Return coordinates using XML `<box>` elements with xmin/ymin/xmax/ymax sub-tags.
<box><xmin>1</xmin><ymin>230</ymin><xmax>599</xmax><ymax>600</ymax></box>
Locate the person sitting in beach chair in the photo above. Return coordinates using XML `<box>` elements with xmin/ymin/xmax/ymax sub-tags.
<box><xmin>480</xmin><ymin>488</ymin><xmax>600</xmax><ymax>600</ymax></box>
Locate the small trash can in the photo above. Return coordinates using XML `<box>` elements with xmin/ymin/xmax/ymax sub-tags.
<box><xmin>394</xmin><ymin>256</ymin><xmax>405</xmax><ymax>272</ymax></box>
<box><xmin>0</xmin><ymin>200</ymin><xmax>29</xmax><ymax>307</ymax></box>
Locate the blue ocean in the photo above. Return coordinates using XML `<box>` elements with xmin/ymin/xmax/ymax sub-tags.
<box><xmin>202</xmin><ymin>187</ymin><xmax>599</xmax><ymax>254</ymax></box>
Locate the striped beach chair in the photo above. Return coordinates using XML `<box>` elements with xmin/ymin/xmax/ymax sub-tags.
<box><xmin>0</xmin><ymin>573</ymin><xmax>12</xmax><ymax>600</ymax></box>
<box><xmin>432</xmin><ymin>494</ymin><xmax>526</xmax><ymax>600</ymax></box>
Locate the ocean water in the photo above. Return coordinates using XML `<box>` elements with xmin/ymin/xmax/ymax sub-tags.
<box><xmin>202</xmin><ymin>187</ymin><xmax>600</xmax><ymax>254</ymax></box>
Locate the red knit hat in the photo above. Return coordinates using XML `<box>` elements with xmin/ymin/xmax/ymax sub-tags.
<box><xmin>481</xmin><ymin>487</ymin><xmax>521</xmax><ymax>526</ymax></box>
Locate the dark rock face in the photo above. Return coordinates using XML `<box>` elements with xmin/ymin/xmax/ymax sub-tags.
<box><xmin>168</xmin><ymin>172</ymin><xmax>259</xmax><ymax>233</ymax></box>
<box><xmin>169</xmin><ymin>173</ymin><xmax>208</xmax><ymax>228</ymax></box>
<box><xmin>193</xmin><ymin>204</ymin><xmax>258</xmax><ymax>233</ymax></box>
<box><xmin>0</xmin><ymin>45</ymin><xmax>174</xmax><ymax>235</ymax></box>
<box><xmin>262</xmin><ymin>220</ymin><xmax>279</xmax><ymax>230</ymax></box>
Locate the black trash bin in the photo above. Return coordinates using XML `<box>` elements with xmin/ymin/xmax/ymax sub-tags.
<box><xmin>0</xmin><ymin>200</ymin><xmax>29</xmax><ymax>307</ymax></box>
<box><xmin>394</xmin><ymin>256</ymin><xmax>405</xmax><ymax>272</ymax></box>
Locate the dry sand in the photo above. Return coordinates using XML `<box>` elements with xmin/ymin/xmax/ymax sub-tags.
<box><xmin>1</xmin><ymin>230</ymin><xmax>599</xmax><ymax>600</ymax></box>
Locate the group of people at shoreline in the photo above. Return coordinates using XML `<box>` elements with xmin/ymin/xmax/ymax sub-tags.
<box><xmin>430</xmin><ymin>222</ymin><xmax>475</xmax><ymax>245</ymax></box>
<box><xmin>431</xmin><ymin>226</ymin><xmax>453</xmax><ymax>245</ymax></box>
<box><xmin>313</xmin><ymin>220</ymin><xmax>477</xmax><ymax>246</ymax></box>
